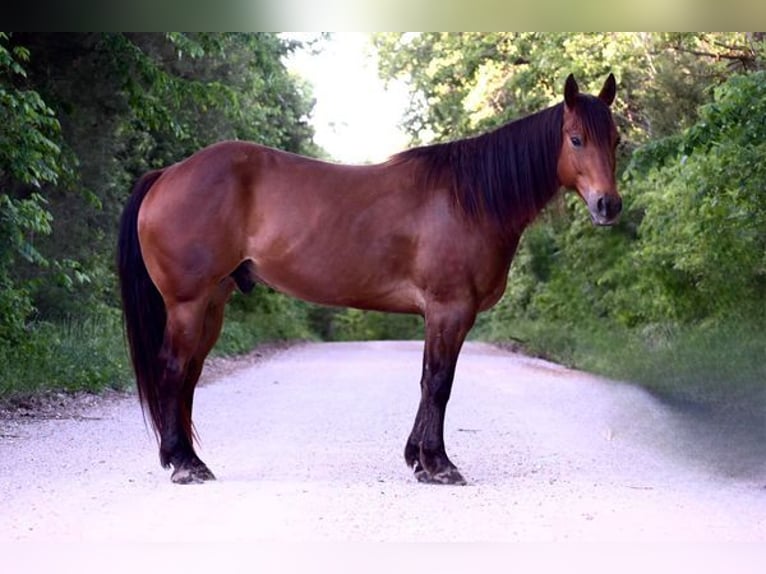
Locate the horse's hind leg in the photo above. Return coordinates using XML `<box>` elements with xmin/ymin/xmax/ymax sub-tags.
<box><xmin>172</xmin><ymin>281</ymin><xmax>234</xmax><ymax>484</ymax></box>
<box><xmin>156</xmin><ymin>297</ymin><xmax>215</xmax><ymax>484</ymax></box>
<box><xmin>404</xmin><ymin>302</ymin><xmax>476</xmax><ymax>485</ymax></box>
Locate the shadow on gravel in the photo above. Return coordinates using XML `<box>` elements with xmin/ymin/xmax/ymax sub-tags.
<box><xmin>654</xmin><ymin>392</ymin><xmax>766</xmax><ymax>484</ymax></box>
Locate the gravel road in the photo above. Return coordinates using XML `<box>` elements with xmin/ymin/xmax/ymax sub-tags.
<box><xmin>1</xmin><ymin>341</ymin><xmax>764</xmax><ymax>567</ymax></box>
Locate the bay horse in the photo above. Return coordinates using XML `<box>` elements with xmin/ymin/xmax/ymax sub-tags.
<box><xmin>118</xmin><ymin>73</ymin><xmax>621</xmax><ymax>485</ymax></box>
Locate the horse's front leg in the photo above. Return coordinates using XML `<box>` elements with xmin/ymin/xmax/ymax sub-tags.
<box><xmin>405</xmin><ymin>303</ymin><xmax>476</xmax><ymax>485</ymax></box>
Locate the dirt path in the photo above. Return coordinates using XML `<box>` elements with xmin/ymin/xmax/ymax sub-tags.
<box><xmin>1</xmin><ymin>341</ymin><xmax>764</xmax><ymax>560</ymax></box>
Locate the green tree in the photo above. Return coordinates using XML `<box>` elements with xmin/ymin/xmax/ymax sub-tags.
<box><xmin>624</xmin><ymin>71</ymin><xmax>766</xmax><ymax>324</ymax></box>
<box><xmin>374</xmin><ymin>33</ymin><xmax>759</xmax><ymax>154</ymax></box>
<box><xmin>4</xmin><ymin>33</ymin><xmax>317</xmax><ymax>321</ymax></box>
<box><xmin>2</xmin><ymin>32</ymin><xmax>325</xmax><ymax>399</ymax></box>
<box><xmin>0</xmin><ymin>34</ymin><xmax>61</xmax><ymax>341</ymax></box>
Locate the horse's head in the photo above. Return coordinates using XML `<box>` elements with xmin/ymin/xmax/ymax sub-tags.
<box><xmin>557</xmin><ymin>73</ymin><xmax>622</xmax><ymax>226</ymax></box>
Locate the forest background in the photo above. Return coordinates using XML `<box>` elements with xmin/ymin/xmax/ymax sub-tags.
<box><xmin>1</xmin><ymin>33</ymin><xmax>764</xmax><ymax>419</ymax></box>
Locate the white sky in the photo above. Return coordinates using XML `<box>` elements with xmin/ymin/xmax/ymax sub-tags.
<box><xmin>282</xmin><ymin>33</ymin><xmax>411</xmax><ymax>164</ymax></box>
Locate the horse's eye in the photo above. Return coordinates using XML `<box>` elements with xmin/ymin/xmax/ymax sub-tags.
<box><xmin>570</xmin><ymin>136</ymin><xmax>583</xmax><ymax>148</ymax></box>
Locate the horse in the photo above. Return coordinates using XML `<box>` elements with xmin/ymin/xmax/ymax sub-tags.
<box><xmin>117</xmin><ymin>73</ymin><xmax>621</xmax><ymax>485</ymax></box>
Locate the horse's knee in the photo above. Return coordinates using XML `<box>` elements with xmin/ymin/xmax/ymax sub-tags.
<box><xmin>160</xmin><ymin>353</ymin><xmax>185</xmax><ymax>384</ymax></box>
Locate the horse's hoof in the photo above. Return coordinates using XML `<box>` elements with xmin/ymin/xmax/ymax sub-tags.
<box><xmin>171</xmin><ymin>464</ymin><xmax>216</xmax><ymax>484</ymax></box>
<box><xmin>414</xmin><ymin>466</ymin><xmax>467</xmax><ymax>486</ymax></box>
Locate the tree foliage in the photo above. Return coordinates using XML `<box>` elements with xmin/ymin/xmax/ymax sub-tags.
<box><xmin>624</xmin><ymin>71</ymin><xmax>766</xmax><ymax>324</ymax></box>
<box><xmin>0</xmin><ymin>33</ymin><xmax>317</xmax><ymax>332</ymax></box>
<box><xmin>0</xmin><ymin>33</ymin><xmax>61</xmax><ymax>342</ymax></box>
<box><xmin>0</xmin><ymin>31</ymin><xmax>320</xmax><ymax>383</ymax></box>
<box><xmin>375</xmin><ymin>33</ymin><xmax>763</xmax><ymax>151</ymax></box>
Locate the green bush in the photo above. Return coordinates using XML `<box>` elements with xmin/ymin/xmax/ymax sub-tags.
<box><xmin>213</xmin><ymin>286</ymin><xmax>318</xmax><ymax>356</ymax></box>
<box><xmin>0</xmin><ymin>313</ymin><xmax>130</xmax><ymax>398</ymax></box>
<box><xmin>477</xmin><ymin>315</ymin><xmax>766</xmax><ymax>418</ymax></box>
<box><xmin>330</xmin><ymin>309</ymin><xmax>423</xmax><ymax>342</ymax></box>
<box><xmin>1</xmin><ymin>35</ymin><xmax>62</xmax><ymax>344</ymax></box>
<box><xmin>624</xmin><ymin>71</ymin><xmax>766</xmax><ymax>324</ymax></box>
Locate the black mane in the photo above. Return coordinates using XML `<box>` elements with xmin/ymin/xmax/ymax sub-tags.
<box><xmin>391</xmin><ymin>96</ymin><xmax>613</xmax><ymax>240</ymax></box>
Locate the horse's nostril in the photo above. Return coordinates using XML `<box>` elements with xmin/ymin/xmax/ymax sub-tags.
<box><xmin>597</xmin><ymin>195</ymin><xmax>622</xmax><ymax>219</ymax></box>
<box><xmin>597</xmin><ymin>196</ymin><xmax>607</xmax><ymax>217</ymax></box>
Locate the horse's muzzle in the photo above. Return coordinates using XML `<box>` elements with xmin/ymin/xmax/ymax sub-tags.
<box><xmin>591</xmin><ymin>194</ymin><xmax>622</xmax><ymax>226</ymax></box>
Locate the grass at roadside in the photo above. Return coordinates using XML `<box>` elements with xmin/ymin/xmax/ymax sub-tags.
<box><xmin>476</xmin><ymin>316</ymin><xmax>766</xmax><ymax>418</ymax></box>
<box><xmin>0</xmin><ymin>314</ymin><xmax>131</xmax><ymax>399</ymax></box>
<box><xmin>4</xmin><ymin>284</ymin><xmax>762</xmax><ymax>426</ymax></box>
<box><xmin>0</xmin><ymin>289</ymin><xmax>316</xmax><ymax>401</ymax></box>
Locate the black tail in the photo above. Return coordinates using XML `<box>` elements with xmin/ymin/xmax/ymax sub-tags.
<box><xmin>117</xmin><ymin>169</ymin><xmax>166</xmax><ymax>440</ymax></box>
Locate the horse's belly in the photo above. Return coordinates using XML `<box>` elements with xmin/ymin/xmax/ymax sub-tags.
<box><xmin>251</xmin><ymin>255</ymin><xmax>424</xmax><ymax>315</ymax></box>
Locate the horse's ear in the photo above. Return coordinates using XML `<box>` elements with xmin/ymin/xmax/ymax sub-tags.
<box><xmin>599</xmin><ymin>73</ymin><xmax>617</xmax><ymax>106</ymax></box>
<box><xmin>564</xmin><ymin>73</ymin><xmax>579</xmax><ymax>109</ymax></box>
